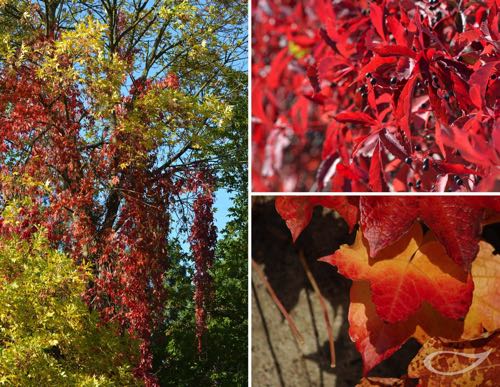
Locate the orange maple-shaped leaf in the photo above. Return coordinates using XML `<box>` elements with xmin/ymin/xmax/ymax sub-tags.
<box><xmin>275</xmin><ymin>196</ymin><xmax>358</xmax><ymax>242</ymax></box>
<box><xmin>346</xmin><ymin>240</ymin><xmax>497</xmax><ymax>375</ymax></box>
<box><xmin>348</xmin><ymin>281</ymin><xmax>469</xmax><ymax>375</ymax></box>
<box><xmin>463</xmin><ymin>241</ymin><xmax>500</xmax><ymax>338</ymax></box>
<box><xmin>320</xmin><ymin>223</ymin><xmax>473</xmax><ymax>323</ymax></box>
<box><xmin>408</xmin><ymin>331</ymin><xmax>500</xmax><ymax>386</ymax></box>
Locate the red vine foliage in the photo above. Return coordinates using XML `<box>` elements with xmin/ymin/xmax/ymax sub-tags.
<box><xmin>0</xmin><ymin>42</ymin><xmax>215</xmax><ymax>386</ymax></box>
<box><xmin>252</xmin><ymin>0</ymin><xmax>500</xmax><ymax>192</ymax></box>
<box><xmin>189</xmin><ymin>172</ymin><xmax>217</xmax><ymax>353</ymax></box>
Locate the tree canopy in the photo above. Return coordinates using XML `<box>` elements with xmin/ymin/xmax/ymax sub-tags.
<box><xmin>0</xmin><ymin>228</ymin><xmax>140</xmax><ymax>385</ymax></box>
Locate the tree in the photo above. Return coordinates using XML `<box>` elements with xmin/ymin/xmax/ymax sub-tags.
<box><xmin>0</xmin><ymin>1</ymin><xmax>246</xmax><ymax>384</ymax></box>
<box><xmin>154</xmin><ymin>85</ymin><xmax>248</xmax><ymax>385</ymax></box>
<box><xmin>0</xmin><ymin>225</ymin><xmax>140</xmax><ymax>385</ymax></box>
<box><xmin>155</xmin><ymin>189</ymin><xmax>248</xmax><ymax>386</ymax></box>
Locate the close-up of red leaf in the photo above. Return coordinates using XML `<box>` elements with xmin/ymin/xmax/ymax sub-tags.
<box><xmin>252</xmin><ymin>0</ymin><xmax>500</xmax><ymax>192</ymax></box>
<box><xmin>359</xmin><ymin>196</ymin><xmax>485</xmax><ymax>269</ymax></box>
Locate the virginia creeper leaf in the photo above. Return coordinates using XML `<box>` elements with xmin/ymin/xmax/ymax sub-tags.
<box><xmin>359</xmin><ymin>197</ymin><xmax>485</xmax><ymax>269</ymax></box>
<box><xmin>321</xmin><ymin>223</ymin><xmax>473</xmax><ymax>323</ymax></box>
<box><xmin>275</xmin><ymin>196</ymin><xmax>359</xmax><ymax>241</ymax></box>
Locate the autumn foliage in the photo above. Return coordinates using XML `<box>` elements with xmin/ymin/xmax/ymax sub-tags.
<box><xmin>0</xmin><ymin>1</ymin><xmax>245</xmax><ymax>385</ymax></box>
<box><xmin>252</xmin><ymin>0</ymin><xmax>500</xmax><ymax>192</ymax></box>
<box><xmin>276</xmin><ymin>196</ymin><xmax>500</xmax><ymax>383</ymax></box>
<box><xmin>189</xmin><ymin>172</ymin><xmax>217</xmax><ymax>353</ymax></box>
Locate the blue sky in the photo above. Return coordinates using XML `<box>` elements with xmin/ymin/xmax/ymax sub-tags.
<box><xmin>214</xmin><ymin>188</ymin><xmax>232</xmax><ymax>231</ymax></box>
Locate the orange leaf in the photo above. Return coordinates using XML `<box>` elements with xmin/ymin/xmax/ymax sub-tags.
<box><xmin>463</xmin><ymin>242</ymin><xmax>500</xmax><ymax>338</ymax></box>
<box><xmin>321</xmin><ymin>223</ymin><xmax>473</xmax><ymax>323</ymax></box>
<box><xmin>408</xmin><ymin>331</ymin><xmax>500</xmax><ymax>385</ymax></box>
<box><xmin>343</xmin><ymin>240</ymin><xmax>497</xmax><ymax>374</ymax></box>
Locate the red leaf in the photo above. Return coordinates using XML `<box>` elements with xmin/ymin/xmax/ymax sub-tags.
<box><xmin>395</xmin><ymin>75</ymin><xmax>418</xmax><ymax>139</ymax></box>
<box><xmin>275</xmin><ymin>197</ymin><xmax>315</xmax><ymax>242</ymax></box>
<box><xmin>450</xmin><ymin>72</ymin><xmax>473</xmax><ymax>112</ymax></box>
<box><xmin>379</xmin><ymin>128</ymin><xmax>410</xmax><ymax>160</ymax></box>
<box><xmin>427</xmin><ymin>84</ymin><xmax>448</xmax><ymax>125</ymax></box>
<box><xmin>432</xmin><ymin>161</ymin><xmax>478</xmax><ymax>175</ymax></box>
<box><xmin>386</xmin><ymin>16</ymin><xmax>408</xmax><ymax>47</ymax></box>
<box><xmin>372</xmin><ymin>45</ymin><xmax>416</xmax><ymax>58</ymax></box>
<box><xmin>267</xmin><ymin>48</ymin><xmax>291</xmax><ymax>89</ymax></box>
<box><xmin>369</xmin><ymin>3</ymin><xmax>386</xmax><ymax>41</ymax></box>
<box><xmin>368</xmin><ymin>142</ymin><xmax>386</xmax><ymax>192</ymax></box>
<box><xmin>469</xmin><ymin>61</ymin><xmax>498</xmax><ymax>109</ymax></box>
<box><xmin>359</xmin><ymin>197</ymin><xmax>487</xmax><ymax>269</ymax></box>
<box><xmin>334</xmin><ymin>111</ymin><xmax>377</xmax><ymax>126</ymax></box>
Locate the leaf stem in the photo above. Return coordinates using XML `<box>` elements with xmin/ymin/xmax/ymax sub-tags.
<box><xmin>252</xmin><ymin>259</ymin><xmax>304</xmax><ymax>345</ymax></box>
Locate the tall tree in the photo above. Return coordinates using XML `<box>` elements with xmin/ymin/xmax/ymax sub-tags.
<box><xmin>156</xmin><ymin>88</ymin><xmax>248</xmax><ymax>385</ymax></box>
<box><xmin>0</xmin><ymin>1</ymin><xmax>246</xmax><ymax>385</ymax></box>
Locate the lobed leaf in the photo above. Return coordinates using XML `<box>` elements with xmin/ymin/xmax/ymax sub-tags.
<box><xmin>321</xmin><ymin>224</ymin><xmax>473</xmax><ymax>323</ymax></box>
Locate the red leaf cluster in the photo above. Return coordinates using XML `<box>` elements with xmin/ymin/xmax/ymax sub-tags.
<box><xmin>189</xmin><ymin>172</ymin><xmax>217</xmax><ymax>353</ymax></box>
<box><xmin>277</xmin><ymin>195</ymin><xmax>498</xmax><ymax>269</ymax></box>
<box><xmin>253</xmin><ymin>0</ymin><xmax>500</xmax><ymax>192</ymax></box>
